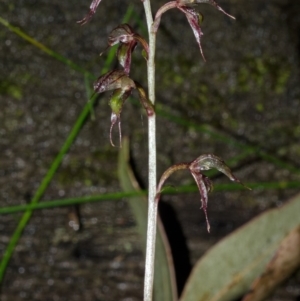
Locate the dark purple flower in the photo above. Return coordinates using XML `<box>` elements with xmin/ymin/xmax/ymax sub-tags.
<box><xmin>153</xmin><ymin>0</ymin><xmax>235</xmax><ymax>61</ymax></box>
<box><xmin>155</xmin><ymin>154</ymin><xmax>250</xmax><ymax>232</ymax></box>
<box><xmin>93</xmin><ymin>70</ymin><xmax>154</xmax><ymax>146</ymax></box>
<box><xmin>101</xmin><ymin>24</ymin><xmax>149</xmax><ymax>75</ymax></box>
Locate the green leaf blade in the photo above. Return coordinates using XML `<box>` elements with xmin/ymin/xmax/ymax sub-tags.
<box><xmin>118</xmin><ymin>138</ymin><xmax>177</xmax><ymax>301</ymax></box>
<box><xmin>180</xmin><ymin>194</ymin><xmax>300</xmax><ymax>301</ymax></box>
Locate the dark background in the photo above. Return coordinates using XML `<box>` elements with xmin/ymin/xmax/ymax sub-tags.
<box><xmin>0</xmin><ymin>0</ymin><xmax>300</xmax><ymax>300</ymax></box>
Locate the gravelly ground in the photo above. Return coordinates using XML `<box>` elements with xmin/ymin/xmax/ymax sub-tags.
<box><xmin>0</xmin><ymin>0</ymin><xmax>300</xmax><ymax>300</ymax></box>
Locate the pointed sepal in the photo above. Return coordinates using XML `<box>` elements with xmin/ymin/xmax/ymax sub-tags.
<box><xmin>178</xmin><ymin>6</ymin><xmax>205</xmax><ymax>61</ymax></box>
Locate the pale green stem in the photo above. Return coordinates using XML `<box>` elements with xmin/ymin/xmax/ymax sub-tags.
<box><xmin>142</xmin><ymin>1</ymin><xmax>157</xmax><ymax>301</ymax></box>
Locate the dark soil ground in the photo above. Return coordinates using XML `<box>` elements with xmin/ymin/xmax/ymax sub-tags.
<box><xmin>0</xmin><ymin>0</ymin><xmax>300</xmax><ymax>300</ymax></box>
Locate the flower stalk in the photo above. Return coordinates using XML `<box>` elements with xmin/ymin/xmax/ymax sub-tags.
<box><xmin>142</xmin><ymin>1</ymin><xmax>158</xmax><ymax>300</ymax></box>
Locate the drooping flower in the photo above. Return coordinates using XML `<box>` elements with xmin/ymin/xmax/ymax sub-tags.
<box><xmin>155</xmin><ymin>154</ymin><xmax>251</xmax><ymax>232</ymax></box>
<box><xmin>100</xmin><ymin>24</ymin><xmax>149</xmax><ymax>75</ymax></box>
<box><xmin>93</xmin><ymin>70</ymin><xmax>154</xmax><ymax>146</ymax></box>
<box><xmin>152</xmin><ymin>0</ymin><xmax>235</xmax><ymax>61</ymax></box>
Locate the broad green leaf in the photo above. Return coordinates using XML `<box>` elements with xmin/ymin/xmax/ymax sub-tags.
<box><xmin>180</xmin><ymin>193</ymin><xmax>300</xmax><ymax>301</ymax></box>
<box><xmin>242</xmin><ymin>225</ymin><xmax>300</xmax><ymax>301</ymax></box>
<box><xmin>118</xmin><ymin>138</ymin><xmax>177</xmax><ymax>301</ymax></box>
